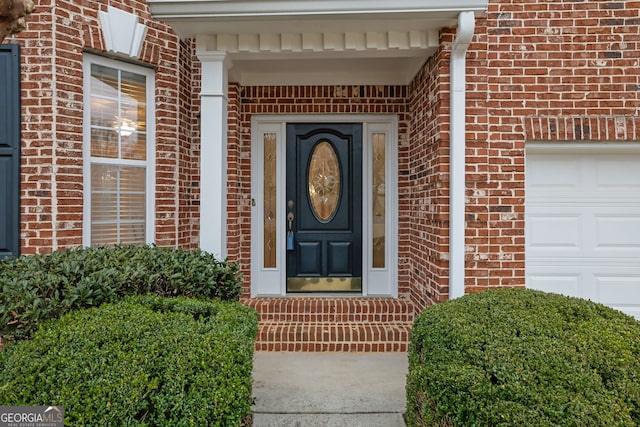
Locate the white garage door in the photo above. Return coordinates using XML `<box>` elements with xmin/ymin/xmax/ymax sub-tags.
<box><xmin>526</xmin><ymin>145</ymin><xmax>640</xmax><ymax>320</ymax></box>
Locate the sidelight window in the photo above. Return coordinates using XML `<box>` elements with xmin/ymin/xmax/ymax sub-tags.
<box><xmin>263</xmin><ymin>133</ymin><xmax>277</xmax><ymax>268</ymax></box>
<box><xmin>372</xmin><ymin>133</ymin><xmax>386</xmax><ymax>268</ymax></box>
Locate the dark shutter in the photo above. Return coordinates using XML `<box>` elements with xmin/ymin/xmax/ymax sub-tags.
<box><xmin>0</xmin><ymin>44</ymin><xmax>21</xmax><ymax>259</ymax></box>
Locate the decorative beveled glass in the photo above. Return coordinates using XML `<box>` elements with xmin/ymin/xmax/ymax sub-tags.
<box><xmin>263</xmin><ymin>133</ymin><xmax>277</xmax><ymax>268</ymax></box>
<box><xmin>308</xmin><ymin>141</ymin><xmax>341</xmax><ymax>222</ymax></box>
<box><xmin>372</xmin><ymin>133</ymin><xmax>386</xmax><ymax>268</ymax></box>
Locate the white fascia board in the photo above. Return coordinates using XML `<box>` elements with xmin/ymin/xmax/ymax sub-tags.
<box><xmin>148</xmin><ymin>0</ymin><xmax>488</xmax><ymax>20</ymax></box>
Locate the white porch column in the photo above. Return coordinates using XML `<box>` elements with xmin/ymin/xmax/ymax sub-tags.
<box><xmin>196</xmin><ymin>49</ymin><xmax>231</xmax><ymax>257</ymax></box>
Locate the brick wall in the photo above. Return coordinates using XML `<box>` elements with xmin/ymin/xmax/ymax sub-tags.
<box><xmin>466</xmin><ymin>0</ymin><xmax>639</xmax><ymax>295</ymax></box>
<box><xmin>487</xmin><ymin>0</ymin><xmax>639</xmax><ymax>118</ymax></box>
<box><xmin>404</xmin><ymin>25</ymin><xmax>495</xmax><ymax>311</ymax></box>
<box><xmin>176</xmin><ymin>39</ymin><xmax>199</xmax><ymax>249</ymax></box>
<box><xmin>6</xmin><ymin>0</ymin><xmax>190</xmax><ymax>253</ymax></box>
<box><xmin>226</xmin><ymin>83</ymin><xmax>242</xmax><ymax>262</ymax></box>
<box><xmin>10</xmin><ymin>0</ymin><xmax>55</xmax><ymax>253</ymax></box>
<box><xmin>405</xmin><ymin>42</ymin><xmax>452</xmax><ymax>310</ymax></box>
<box><xmin>407</xmin><ymin>0</ymin><xmax>640</xmax><ymax>310</ymax></box>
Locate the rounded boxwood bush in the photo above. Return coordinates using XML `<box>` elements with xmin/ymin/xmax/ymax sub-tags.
<box><xmin>406</xmin><ymin>289</ymin><xmax>640</xmax><ymax>427</ymax></box>
<box><xmin>0</xmin><ymin>295</ymin><xmax>258</xmax><ymax>426</ymax></box>
<box><xmin>0</xmin><ymin>245</ymin><xmax>243</xmax><ymax>341</ymax></box>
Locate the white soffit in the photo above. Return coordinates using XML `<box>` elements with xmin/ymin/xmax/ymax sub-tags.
<box><xmin>148</xmin><ymin>0</ymin><xmax>488</xmax><ymax>85</ymax></box>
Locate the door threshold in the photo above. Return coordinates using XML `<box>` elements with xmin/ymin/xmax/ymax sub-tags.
<box><xmin>287</xmin><ymin>277</ymin><xmax>362</xmax><ymax>292</ymax></box>
<box><xmin>284</xmin><ymin>292</ymin><xmax>364</xmax><ymax>298</ymax></box>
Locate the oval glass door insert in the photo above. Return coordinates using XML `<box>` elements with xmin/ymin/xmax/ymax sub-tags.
<box><xmin>308</xmin><ymin>140</ymin><xmax>341</xmax><ymax>222</ymax></box>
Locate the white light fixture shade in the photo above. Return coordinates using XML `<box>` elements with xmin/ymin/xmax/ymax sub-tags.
<box><xmin>99</xmin><ymin>6</ymin><xmax>147</xmax><ymax>59</ymax></box>
<box><xmin>119</xmin><ymin>120</ymin><xmax>136</xmax><ymax>137</ymax></box>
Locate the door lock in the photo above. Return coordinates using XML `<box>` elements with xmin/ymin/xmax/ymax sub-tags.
<box><xmin>286</xmin><ymin>212</ymin><xmax>295</xmax><ymax>250</ymax></box>
<box><xmin>287</xmin><ymin>212</ymin><xmax>294</xmax><ymax>231</ymax></box>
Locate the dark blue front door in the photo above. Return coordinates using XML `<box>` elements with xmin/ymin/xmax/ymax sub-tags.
<box><xmin>0</xmin><ymin>45</ymin><xmax>20</xmax><ymax>259</ymax></box>
<box><xmin>286</xmin><ymin>123</ymin><xmax>362</xmax><ymax>292</ymax></box>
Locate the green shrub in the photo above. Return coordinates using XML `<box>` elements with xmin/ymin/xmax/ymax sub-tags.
<box><xmin>0</xmin><ymin>295</ymin><xmax>258</xmax><ymax>426</ymax></box>
<box><xmin>0</xmin><ymin>245</ymin><xmax>243</xmax><ymax>340</ymax></box>
<box><xmin>406</xmin><ymin>289</ymin><xmax>640</xmax><ymax>427</ymax></box>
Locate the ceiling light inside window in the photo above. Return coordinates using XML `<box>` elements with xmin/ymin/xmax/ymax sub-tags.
<box><xmin>119</xmin><ymin>119</ymin><xmax>136</xmax><ymax>137</ymax></box>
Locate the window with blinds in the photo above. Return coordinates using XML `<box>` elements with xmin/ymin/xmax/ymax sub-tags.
<box><xmin>83</xmin><ymin>56</ymin><xmax>154</xmax><ymax>246</ymax></box>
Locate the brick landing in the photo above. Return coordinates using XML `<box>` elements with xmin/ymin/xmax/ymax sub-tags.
<box><xmin>242</xmin><ymin>298</ymin><xmax>415</xmax><ymax>352</ymax></box>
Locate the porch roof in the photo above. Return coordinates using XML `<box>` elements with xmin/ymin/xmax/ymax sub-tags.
<box><xmin>147</xmin><ymin>0</ymin><xmax>488</xmax><ymax>85</ymax></box>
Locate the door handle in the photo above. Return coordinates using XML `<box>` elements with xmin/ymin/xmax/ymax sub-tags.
<box><xmin>287</xmin><ymin>212</ymin><xmax>295</xmax><ymax>250</ymax></box>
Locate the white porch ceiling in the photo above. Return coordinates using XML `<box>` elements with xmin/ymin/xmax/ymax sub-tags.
<box><xmin>147</xmin><ymin>0</ymin><xmax>488</xmax><ymax>85</ymax></box>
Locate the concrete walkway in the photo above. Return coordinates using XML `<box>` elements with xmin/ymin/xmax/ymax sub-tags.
<box><xmin>252</xmin><ymin>352</ymin><xmax>408</xmax><ymax>427</ymax></box>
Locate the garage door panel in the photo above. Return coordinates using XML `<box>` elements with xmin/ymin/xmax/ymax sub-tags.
<box><xmin>596</xmin><ymin>275</ymin><xmax>640</xmax><ymax>307</ymax></box>
<box><xmin>527</xmin><ymin>272</ymin><xmax>581</xmax><ymax>297</ymax></box>
<box><xmin>528</xmin><ymin>265</ymin><xmax>639</xmax><ymax>301</ymax></box>
<box><xmin>528</xmin><ymin>209</ymin><xmax>640</xmax><ymax>257</ymax></box>
<box><xmin>613</xmin><ymin>307</ymin><xmax>640</xmax><ymax>320</ymax></box>
<box><xmin>526</xmin><ymin>148</ymin><xmax>640</xmax><ymax>320</ymax></box>
<box><xmin>527</xmin><ymin>156</ymin><xmax>581</xmax><ymax>192</ymax></box>
<box><xmin>595</xmin><ymin>157</ymin><xmax>640</xmax><ymax>191</ymax></box>
<box><xmin>595</xmin><ymin>215</ymin><xmax>640</xmax><ymax>254</ymax></box>
<box><xmin>527</xmin><ymin>212</ymin><xmax>582</xmax><ymax>253</ymax></box>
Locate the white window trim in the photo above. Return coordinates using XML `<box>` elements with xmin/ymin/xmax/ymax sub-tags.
<box><xmin>250</xmin><ymin>114</ymin><xmax>398</xmax><ymax>297</ymax></box>
<box><xmin>82</xmin><ymin>54</ymin><xmax>156</xmax><ymax>247</ymax></box>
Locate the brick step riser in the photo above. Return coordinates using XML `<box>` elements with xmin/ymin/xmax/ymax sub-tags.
<box><xmin>255</xmin><ymin>342</ymin><xmax>409</xmax><ymax>352</ymax></box>
<box><xmin>256</xmin><ymin>314</ymin><xmax>414</xmax><ymax>322</ymax></box>
<box><xmin>243</xmin><ymin>299</ymin><xmax>415</xmax><ymax>323</ymax></box>
<box><xmin>255</xmin><ymin>321</ymin><xmax>413</xmax><ymax>352</ymax></box>
<box><xmin>245</xmin><ymin>298</ymin><xmax>415</xmax><ymax>352</ymax></box>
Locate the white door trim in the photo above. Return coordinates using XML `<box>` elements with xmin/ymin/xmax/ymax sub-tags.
<box><xmin>250</xmin><ymin>114</ymin><xmax>398</xmax><ymax>297</ymax></box>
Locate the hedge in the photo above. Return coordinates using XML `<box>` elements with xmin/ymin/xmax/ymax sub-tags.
<box><xmin>0</xmin><ymin>245</ymin><xmax>243</xmax><ymax>340</ymax></box>
<box><xmin>0</xmin><ymin>295</ymin><xmax>258</xmax><ymax>426</ymax></box>
<box><xmin>406</xmin><ymin>288</ymin><xmax>640</xmax><ymax>427</ymax></box>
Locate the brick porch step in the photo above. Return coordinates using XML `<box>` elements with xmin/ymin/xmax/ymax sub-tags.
<box><xmin>242</xmin><ymin>298</ymin><xmax>415</xmax><ymax>352</ymax></box>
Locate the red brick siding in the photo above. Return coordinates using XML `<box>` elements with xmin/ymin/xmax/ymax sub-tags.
<box><xmin>176</xmin><ymin>39</ymin><xmax>199</xmax><ymax>249</ymax></box>
<box><xmin>487</xmin><ymin>0</ymin><xmax>639</xmax><ymax>119</ymax></box>
<box><xmin>11</xmin><ymin>1</ymin><xmax>56</xmax><ymax>253</ymax></box>
<box><xmin>465</xmin><ymin>11</ymin><xmax>528</xmax><ymax>297</ymax></box>
<box><xmin>461</xmin><ymin>0</ymin><xmax>640</xmax><ymax>299</ymax></box>
<box><xmin>406</xmin><ymin>42</ymin><xmax>452</xmax><ymax>310</ymax></box>
<box><xmin>6</xmin><ymin>0</ymin><xmax>191</xmax><ymax>253</ymax></box>
<box><xmin>226</xmin><ymin>83</ymin><xmax>242</xmax><ymax>262</ymax></box>
<box><xmin>180</xmin><ymin>40</ymin><xmax>202</xmax><ymax>249</ymax></box>
<box><xmin>407</xmin><ymin>0</ymin><xmax>640</xmax><ymax>310</ymax></box>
